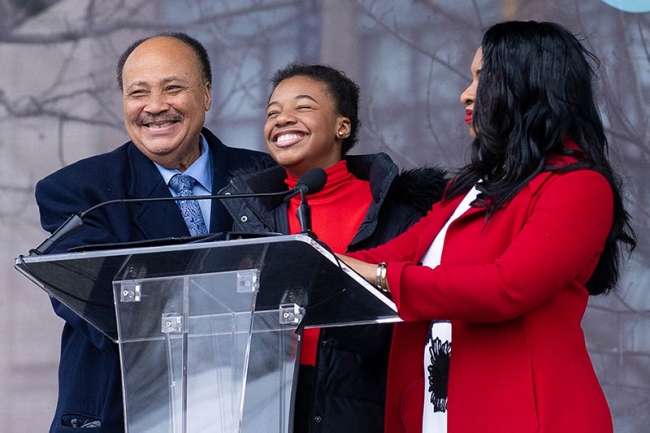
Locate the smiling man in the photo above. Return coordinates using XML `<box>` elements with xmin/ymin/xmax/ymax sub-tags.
<box><xmin>120</xmin><ymin>35</ymin><xmax>212</xmax><ymax>171</ymax></box>
<box><xmin>34</xmin><ymin>33</ymin><xmax>270</xmax><ymax>432</ymax></box>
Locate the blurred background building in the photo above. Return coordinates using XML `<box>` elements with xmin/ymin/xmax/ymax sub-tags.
<box><xmin>1</xmin><ymin>0</ymin><xmax>648</xmax><ymax>431</ymax></box>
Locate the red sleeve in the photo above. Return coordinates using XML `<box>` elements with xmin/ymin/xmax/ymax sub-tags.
<box><xmin>347</xmin><ymin>203</ymin><xmax>441</xmax><ymax>264</ymax></box>
<box><xmin>390</xmin><ymin>170</ymin><xmax>614</xmax><ymax>323</ymax></box>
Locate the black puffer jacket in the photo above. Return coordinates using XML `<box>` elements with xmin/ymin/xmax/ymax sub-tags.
<box><xmin>220</xmin><ymin>152</ymin><xmax>447</xmax><ymax>433</ymax></box>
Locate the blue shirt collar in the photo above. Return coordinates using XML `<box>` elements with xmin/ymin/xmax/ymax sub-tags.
<box><xmin>155</xmin><ymin>134</ymin><xmax>212</xmax><ymax>192</ymax></box>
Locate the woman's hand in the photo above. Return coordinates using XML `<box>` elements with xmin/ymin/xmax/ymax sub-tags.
<box><xmin>336</xmin><ymin>253</ymin><xmax>379</xmax><ymax>285</ymax></box>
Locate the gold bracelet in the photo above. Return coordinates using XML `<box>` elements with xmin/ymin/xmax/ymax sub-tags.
<box><xmin>376</xmin><ymin>262</ymin><xmax>389</xmax><ymax>294</ymax></box>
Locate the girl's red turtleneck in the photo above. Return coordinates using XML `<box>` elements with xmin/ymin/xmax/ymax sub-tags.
<box><xmin>284</xmin><ymin>160</ymin><xmax>373</xmax><ymax>365</ymax></box>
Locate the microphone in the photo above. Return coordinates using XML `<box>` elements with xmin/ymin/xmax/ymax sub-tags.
<box><xmin>30</xmin><ymin>168</ymin><xmax>327</xmax><ymax>256</ymax></box>
<box><xmin>292</xmin><ymin>168</ymin><xmax>327</xmax><ymax>234</ymax></box>
<box><xmin>294</xmin><ymin>167</ymin><xmax>327</xmax><ymax>197</ymax></box>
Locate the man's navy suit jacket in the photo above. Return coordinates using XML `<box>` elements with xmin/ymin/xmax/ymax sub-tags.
<box><xmin>35</xmin><ymin>128</ymin><xmax>271</xmax><ymax>432</ymax></box>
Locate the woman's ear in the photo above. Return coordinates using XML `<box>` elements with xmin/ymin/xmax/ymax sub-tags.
<box><xmin>336</xmin><ymin>117</ymin><xmax>351</xmax><ymax>139</ymax></box>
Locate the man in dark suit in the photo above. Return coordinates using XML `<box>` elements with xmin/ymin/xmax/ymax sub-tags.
<box><xmin>35</xmin><ymin>32</ymin><xmax>271</xmax><ymax>432</ymax></box>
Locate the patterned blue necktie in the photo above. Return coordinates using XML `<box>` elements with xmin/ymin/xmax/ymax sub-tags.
<box><xmin>168</xmin><ymin>174</ymin><xmax>208</xmax><ymax>236</ymax></box>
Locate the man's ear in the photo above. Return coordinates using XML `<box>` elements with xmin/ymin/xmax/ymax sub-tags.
<box><xmin>203</xmin><ymin>82</ymin><xmax>212</xmax><ymax>111</ymax></box>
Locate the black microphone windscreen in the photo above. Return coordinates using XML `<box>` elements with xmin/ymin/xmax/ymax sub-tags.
<box><xmin>296</xmin><ymin>168</ymin><xmax>327</xmax><ymax>194</ymax></box>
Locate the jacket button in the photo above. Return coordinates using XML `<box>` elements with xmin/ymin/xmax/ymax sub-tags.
<box><xmin>314</xmin><ymin>416</ymin><xmax>322</xmax><ymax>423</ymax></box>
<box><xmin>240</xmin><ymin>215</ymin><xmax>248</xmax><ymax>222</ymax></box>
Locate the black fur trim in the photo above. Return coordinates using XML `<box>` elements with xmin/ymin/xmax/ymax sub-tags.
<box><xmin>389</xmin><ymin>166</ymin><xmax>449</xmax><ymax>214</ymax></box>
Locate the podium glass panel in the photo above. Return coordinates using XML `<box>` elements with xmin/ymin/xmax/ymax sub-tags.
<box><xmin>114</xmin><ymin>269</ymin><xmax>297</xmax><ymax>432</ymax></box>
<box><xmin>15</xmin><ymin>234</ymin><xmax>399</xmax><ymax>433</ymax></box>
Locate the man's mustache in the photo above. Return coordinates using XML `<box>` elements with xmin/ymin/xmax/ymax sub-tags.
<box><xmin>137</xmin><ymin>113</ymin><xmax>183</xmax><ymax>126</ymax></box>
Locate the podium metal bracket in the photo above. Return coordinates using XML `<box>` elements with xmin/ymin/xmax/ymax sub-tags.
<box><xmin>279</xmin><ymin>303</ymin><xmax>304</xmax><ymax>325</ymax></box>
<box><xmin>161</xmin><ymin>313</ymin><xmax>183</xmax><ymax>334</ymax></box>
<box><xmin>236</xmin><ymin>269</ymin><xmax>260</xmax><ymax>293</ymax></box>
<box><xmin>119</xmin><ymin>280</ymin><xmax>142</xmax><ymax>303</ymax></box>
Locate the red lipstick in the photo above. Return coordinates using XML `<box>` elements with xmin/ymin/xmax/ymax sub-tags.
<box><xmin>464</xmin><ymin>109</ymin><xmax>473</xmax><ymax>124</ymax></box>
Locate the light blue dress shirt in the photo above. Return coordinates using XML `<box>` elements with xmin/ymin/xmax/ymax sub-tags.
<box><xmin>155</xmin><ymin>134</ymin><xmax>213</xmax><ymax>231</ymax></box>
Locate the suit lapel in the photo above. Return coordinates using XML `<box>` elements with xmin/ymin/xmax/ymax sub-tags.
<box><xmin>126</xmin><ymin>143</ymin><xmax>191</xmax><ymax>239</ymax></box>
<box><xmin>204</xmin><ymin>128</ymin><xmax>239</xmax><ymax>233</ymax></box>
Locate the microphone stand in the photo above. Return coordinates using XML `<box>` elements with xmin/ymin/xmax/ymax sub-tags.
<box><xmin>295</xmin><ymin>190</ymin><xmax>315</xmax><ymax>237</ymax></box>
<box><xmin>29</xmin><ymin>190</ymin><xmax>293</xmax><ymax>256</ymax></box>
<box><xmin>30</xmin><ymin>167</ymin><xmax>328</xmax><ymax>256</ymax></box>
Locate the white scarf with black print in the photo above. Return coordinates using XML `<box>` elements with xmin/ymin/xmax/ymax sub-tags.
<box><xmin>420</xmin><ymin>185</ymin><xmax>479</xmax><ymax>433</ymax></box>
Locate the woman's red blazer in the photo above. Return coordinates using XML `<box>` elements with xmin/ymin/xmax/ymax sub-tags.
<box><xmin>350</xmin><ymin>168</ymin><xmax>614</xmax><ymax>433</ymax></box>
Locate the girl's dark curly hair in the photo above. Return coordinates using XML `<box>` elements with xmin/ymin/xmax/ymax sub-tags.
<box><xmin>269</xmin><ymin>63</ymin><xmax>361</xmax><ymax>155</ymax></box>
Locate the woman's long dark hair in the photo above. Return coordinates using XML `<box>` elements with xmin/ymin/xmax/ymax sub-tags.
<box><xmin>446</xmin><ymin>21</ymin><xmax>636</xmax><ymax>295</ymax></box>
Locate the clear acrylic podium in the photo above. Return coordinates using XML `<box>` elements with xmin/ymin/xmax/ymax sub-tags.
<box><xmin>15</xmin><ymin>234</ymin><xmax>399</xmax><ymax>433</ymax></box>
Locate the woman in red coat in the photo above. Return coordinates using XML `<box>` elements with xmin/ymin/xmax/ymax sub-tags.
<box><xmin>340</xmin><ymin>21</ymin><xmax>636</xmax><ymax>433</ymax></box>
